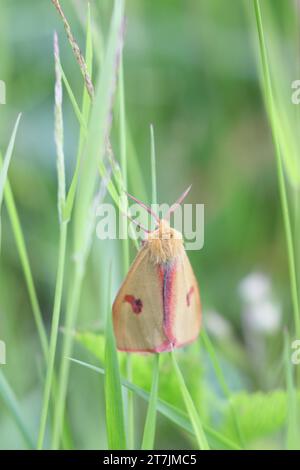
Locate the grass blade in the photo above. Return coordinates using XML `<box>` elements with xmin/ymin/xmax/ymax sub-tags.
<box><xmin>117</xmin><ymin>50</ymin><xmax>135</xmax><ymax>449</ymax></box>
<box><xmin>60</xmin><ymin>65</ymin><xmax>87</xmax><ymax>135</ymax></box>
<box><xmin>51</xmin><ymin>0</ymin><xmax>125</xmax><ymax>448</ymax></box>
<box><xmin>141</xmin><ymin>354</ymin><xmax>160</xmax><ymax>450</ymax></box>
<box><xmin>0</xmin><ymin>160</ymin><xmax>48</xmax><ymax>358</ymax></box>
<box><xmin>171</xmin><ymin>351</ymin><xmax>210</xmax><ymax>450</ymax></box>
<box><xmin>37</xmin><ymin>32</ymin><xmax>68</xmax><ymax>449</ymax></box>
<box><xmin>104</xmin><ymin>264</ymin><xmax>127</xmax><ymax>450</ymax></box>
<box><xmin>118</xmin><ymin>57</ymin><xmax>130</xmax><ymax>274</ymax></box>
<box><xmin>126</xmin><ymin>127</ymin><xmax>148</xmax><ymax>203</ymax></box>
<box><xmin>0</xmin><ymin>114</ymin><xmax>21</xmax><ymax>209</ymax></box>
<box><xmin>64</xmin><ymin>3</ymin><xmax>92</xmax><ymax>220</ymax></box>
<box><xmin>0</xmin><ymin>114</ymin><xmax>22</xmax><ymax>254</ymax></box>
<box><xmin>139</xmin><ymin>124</ymin><xmax>160</xmax><ymax>451</ymax></box>
<box><xmin>284</xmin><ymin>330</ymin><xmax>300</xmax><ymax>449</ymax></box>
<box><xmin>1</xmin><ymin>148</ymin><xmax>70</xmax><ymax>448</ymax></box>
<box><xmin>201</xmin><ymin>330</ymin><xmax>244</xmax><ymax>447</ymax></box>
<box><xmin>53</xmin><ymin>32</ymin><xmax>66</xmax><ymax>221</ymax></box>
<box><xmin>0</xmin><ymin>371</ymin><xmax>35</xmax><ymax>449</ymax></box>
<box><xmin>150</xmin><ymin>124</ymin><xmax>157</xmax><ymax>206</ymax></box>
<box><xmin>252</xmin><ymin>0</ymin><xmax>300</xmax><ymax>337</ymax></box>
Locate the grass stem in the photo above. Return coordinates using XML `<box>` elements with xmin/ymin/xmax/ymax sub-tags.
<box><xmin>253</xmin><ymin>0</ymin><xmax>300</xmax><ymax>336</ymax></box>
<box><xmin>37</xmin><ymin>221</ymin><xmax>68</xmax><ymax>449</ymax></box>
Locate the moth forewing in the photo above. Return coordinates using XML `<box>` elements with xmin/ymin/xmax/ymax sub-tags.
<box><xmin>112</xmin><ymin>248</ymin><xmax>167</xmax><ymax>352</ymax></box>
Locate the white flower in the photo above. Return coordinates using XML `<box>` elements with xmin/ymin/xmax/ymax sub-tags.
<box><xmin>239</xmin><ymin>272</ymin><xmax>271</xmax><ymax>303</ymax></box>
<box><xmin>243</xmin><ymin>299</ymin><xmax>281</xmax><ymax>334</ymax></box>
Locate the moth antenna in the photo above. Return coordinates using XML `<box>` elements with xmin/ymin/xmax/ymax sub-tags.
<box><xmin>126</xmin><ymin>192</ymin><xmax>160</xmax><ymax>223</ymax></box>
<box><xmin>165</xmin><ymin>185</ymin><xmax>192</xmax><ymax>219</ymax></box>
<box><xmin>125</xmin><ymin>213</ymin><xmax>151</xmax><ymax>234</ymax></box>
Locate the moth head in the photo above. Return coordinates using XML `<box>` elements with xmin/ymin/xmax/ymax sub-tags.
<box><xmin>148</xmin><ymin>219</ymin><xmax>182</xmax><ymax>241</ymax></box>
<box><xmin>147</xmin><ymin>220</ymin><xmax>184</xmax><ymax>263</ymax></box>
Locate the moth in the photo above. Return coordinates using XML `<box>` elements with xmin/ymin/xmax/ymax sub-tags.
<box><xmin>113</xmin><ymin>187</ymin><xmax>201</xmax><ymax>353</ymax></box>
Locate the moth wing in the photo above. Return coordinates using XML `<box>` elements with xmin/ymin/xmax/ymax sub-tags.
<box><xmin>167</xmin><ymin>252</ymin><xmax>201</xmax><ymax>347</ymax></box>
<box><xmin>112</xmin><ymin>247</ymin><xmax>167</xmax><ymax>353</ymax></box>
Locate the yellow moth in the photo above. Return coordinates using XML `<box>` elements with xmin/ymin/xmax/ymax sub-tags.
<box><xmin>113</xmin><ymin>188</ymin><xmax>201</xmax><ymax>353</ymax></box>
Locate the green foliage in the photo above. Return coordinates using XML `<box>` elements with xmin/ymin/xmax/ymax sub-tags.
<box><xmin>69</xmin><ymin>357</ymin><xmax>241</xmax><ymax>450</ymax></box>
<box><xmin>75</xmin><ymin>331</ymin><xmax>204</xmax><ymax>410</ymax></box>
<box><xmin>220</xmin><ymin>390</ymin><xmax>300</xmax><ymax>444</ymax></box>
<box><xmin>76</xmin><ymin>330</ymin><xmax>300</xmax><ymax>448</ymax></box>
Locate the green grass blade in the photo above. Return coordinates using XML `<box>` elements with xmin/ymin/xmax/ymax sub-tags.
<box><xmin>141</xmin><ymin>354</ymin><xmax>160</xmax><ymax>450</ymax></box>
<box><xmin>53</xmin><ymin>32</ymin><xmax>66</xmax><ymax>220</ymax></box>
<box><xmin>0</xmin><ymin>371</ymin><xmax>35</xmax><ymax>449</ymax></box>
<box><xmin>253</xmin><ymin>0</ymin><xmax>300</xmax><ymax>337</ymax></box>
<box><xmin>150</xmin><ymin>124</ymin><xmax>157</xmax><ymax>206</ymax></box>
<box><xmin>139</xmin><ymin>125</ymin><xmax>160</xmax><ymax>451</ymax></box>
<box><xmin>1</xmin><ymin>161</ymin><xmax>48</xmax><ymax>358</ymax></box>
<box><xmin>60</xmin><ymin>65</ymin><xmax>87</xmax><ymax>135</ymax></box>
<box><xmin>52</xmin><ymin>0</ymin><xmax>125</xmax><ymax>448</ymax></box>
<box><xmin>60</xmin><ymin>64</ymin><xmax>133</xmax><ymax>232</ymax></box>
<box><xmin>126</xmin><ymin>126</ymin><xmax>148</xmax><ymax>203</ymax></box>
<box><xmin>104</xmin><ymin>264</ymin><xmax>127</xmax><ymax>450</ymax></box>
<box><xmin>37</xmin><ymin>33</ymin><xmax>68</xmax><ymax>448</ymax></box>
<box><xmin>68</xmin><ymin>357</ymin><xmax>241</xmax><ymax>450</ymax></box>
<box><xmin>284</xmin><ymin>330</ymin><xmax>300</xmax><ymax>449</ymax></box>
<box><xmin>3</xmin><ymin>178</ymin><xmax>71</xmax><ymax>449</ymax></box>
<box><xmin>0</xmin><ymin>124</ymin><xmax>69</xmax><ymax>448</ymax></box>
<box><xmin>60</xmin><ymin>15</ymin><xmax>124</xmax><ymax>224</ymax></box>
<box><xmin>118</xmin><ymin>57</ymin><xmax>130</xmax><ymax>274</ymax></box>
<box><xmin>0</xmin><ymin>114</ymin><xmax>21</xmax><ymax>209</ymax></box>
<box><xmin>64</xmin><ymin>3</ymin><xmax>92</xmax><ymax>221</ymax></box>
<box><xmin>117</xmin><ymin>50</ymin><xmax>134</xmax><ymax>449</ymax></box>
<box><xmin>171</xmin><ymin>351</ymin><xmax>210</xmax><ymax>450</ymax></box>
<box><xmin>38</xmin><ymin>31</ymin><xmax>71</xmax><ymax>450</ymax></box>
<box><xmin>201</xmin><ymin>331</ymin><xmax>229</xmax><ymax>394</ymax></box>
<box><xmin>73</xmin><ymin>0</ymin><xmax>124</xmax><ymax>252</ymax></box>
<box><xmin>119</xmin><ymin>60</ymin><xmax>127</xmax><ymax>190</ymax></box>
<box><xmin>201</xmin><ymin>330</ymin><xmax>244</xmax><ymax>447</ymax></box>
<box><xmin>0</xmin><ymin>114</ymin><xmax>21</xmax><ymax>254</ymax></box>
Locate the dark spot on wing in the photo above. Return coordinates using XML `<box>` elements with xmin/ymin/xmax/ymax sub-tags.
<box><xmin>186</xmin><ymin>286</ymin><xmax>195</xmax><ymax>307</ymax></box>
<box><xmin>124</xmin><ymin>295</ymin><xmax>143</xmax><ymax>314</ymax></box>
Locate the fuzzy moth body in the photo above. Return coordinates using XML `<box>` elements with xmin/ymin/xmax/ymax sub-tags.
<box><xmin>112</xmin><ymin>219</ymin><xmax>201</xmax><ymax>353</ymax></box>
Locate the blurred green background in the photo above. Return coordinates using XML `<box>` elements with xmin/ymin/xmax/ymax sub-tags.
<box><xmin>0</xmin><ymin>0</ymin><xmax>298</xmax><ymax>449</ymax></box>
